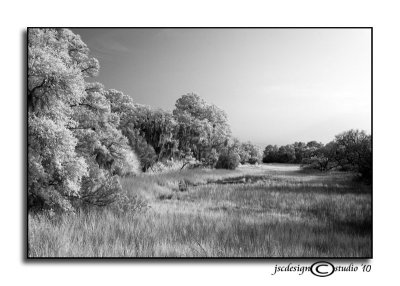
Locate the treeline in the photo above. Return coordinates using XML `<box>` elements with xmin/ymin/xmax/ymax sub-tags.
<box><xmin>105</xmin><ymin>90</ymin><xmax>264</xmax><ymax>171</ymax></box>
<box><xmin>27</xmin><ymin>28</ymin><xmax>262</xmax><ymax>212</ymax></box>
<box><xmin>263</xmin><ymin>129</ymin><xmax>372</xmax><ymax>182</ymax></box>
<box><xmin>28</xmin><ymin>29</ymin><xmax>371</xmax><ymax>213</ymax></box>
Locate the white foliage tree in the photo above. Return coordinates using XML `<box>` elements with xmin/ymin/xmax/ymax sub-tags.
<box><xmin>28</xmin><ymin>28</ymin><xmax>139</xmax><ymax>212</ymax></box>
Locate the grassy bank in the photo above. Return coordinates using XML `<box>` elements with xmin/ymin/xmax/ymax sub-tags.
<box><xmin>28</xmin><ymin>164</ymin><xmax>371</xmax><ymax>257</ymax></box>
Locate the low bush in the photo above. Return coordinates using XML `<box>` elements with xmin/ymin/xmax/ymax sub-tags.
<box><xmin>215</xmin><ymin>152</ymin><xmax>240</xmax><ymax>170</ymax></box>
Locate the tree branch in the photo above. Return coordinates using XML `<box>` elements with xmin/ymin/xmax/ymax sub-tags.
<box><xmin>68</xmin><ymin>126</ymin><xmax>96</xmax><ymax>131</ymax></box>
<box><xmin>28</xmin><ymin>78</ymin><xmax>47</xmax><ymax>97</ymax></box>
<box><xmin>70</xmin><ymin>103</ymin><xmax>98</xmax><ymax>110</ymax></box>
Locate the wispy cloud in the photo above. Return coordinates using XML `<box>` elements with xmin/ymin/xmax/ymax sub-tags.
<box><xmin>89</xmin><ymin>35</ymin><xmax>133</xmax><ymax>59</ymax></box>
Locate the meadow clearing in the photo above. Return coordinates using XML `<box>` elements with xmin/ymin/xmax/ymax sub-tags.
<box><xmin>28</xmin><ymin>164</ymin><xmax>372</xmax><ymax>258</ymax></box>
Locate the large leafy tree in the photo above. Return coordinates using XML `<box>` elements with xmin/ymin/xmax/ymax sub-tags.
<box><xmin>28</xmin><ymin>28</ymin><xmax>96</xmax><ymax>211</ymax></box>
<box><xmin>28</xmin><ymin>28</ymin><xmax>139</xmax><ymax>211</ymax></box>
<box><xmin>330</xmin><ymin>129</ymin><xmax>372</xmax><ymax>180</ymax></box>
<box><xmin>299</xmin><ymin>130</ymin><xmax>371</xmax><ymax>181</ymax></box>
<box><xmin>173</xmin><ymin>93</ymin><xmax>231</xmax><ymax>162</ymax></box>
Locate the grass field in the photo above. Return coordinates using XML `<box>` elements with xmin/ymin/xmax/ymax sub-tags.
<box><xmin>28</xmin><ymin>164</ymin><xmax>372</xmax><ymax>257</ymax></box>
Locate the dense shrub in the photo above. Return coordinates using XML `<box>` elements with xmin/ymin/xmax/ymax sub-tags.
<box><xmin>203</xmin><ymin>148</ymin><xmax>219</xmax><ymax>167</ymax></box>
<box><xmin>332</xmin><ymin>130</ymin><xmax>372</xmax><ymax>182</ymax></box>
<box><xmin>301</xmin><ymin>156</ymin><xmax>330</xmax><ymax>171</ymax></box>
<box><xmin>248</xmin><ymin>157</ymin><xmax>260</xmax><ymax>165</ymax></box>
<box><xmin>215</xmin><ymin>152</ymin><xmax>240</xmax><ymax>170</ymax></box>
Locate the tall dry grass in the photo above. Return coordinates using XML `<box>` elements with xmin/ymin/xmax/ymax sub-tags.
<box><xmin>28</xmin><ymin>164</ymin><xmax>371</xmax><ymax>257</ymax></box>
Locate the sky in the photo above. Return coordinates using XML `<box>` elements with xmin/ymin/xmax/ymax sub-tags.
<box><xmin>73</xmin><ymin>28</ymin><xmax>371</xmax><ymax>146</ymax></box>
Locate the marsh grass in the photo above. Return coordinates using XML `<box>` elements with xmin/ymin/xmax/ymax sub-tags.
<box><xmin>28</xmin><ymin>164</ymin><xmax>371</xmax><ymax>257</ymax></box>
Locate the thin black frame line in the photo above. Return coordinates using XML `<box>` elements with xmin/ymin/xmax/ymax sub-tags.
<box><xmin>370</xmin><ymin>27</ymin><xmax>373</xmax><ymax>260</ymax></box>
<box><xmin>26</xmin><ymin>28</ymin><xmax>29</xmax><ymax>262</ymax></box>
<box><xmin>26</xmin><ymin>27</ymin><xmax>373</xmax><ymax>260</ymax></box>
<box><xmin>28</xmin><ymin>27</ymin><xmax>372</xmax><ymax>29</ymax></box>
<box><xmin>27</xmin><ymin>256</ymin><xmax>372</xmax><ymax>260</ymax></box>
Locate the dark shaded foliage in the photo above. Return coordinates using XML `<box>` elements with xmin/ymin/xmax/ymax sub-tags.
<box><xmin>263</xmin><ymin>130</ymin><xmax>371</xmax><ymax>183</ymax></box>
<box><xmin>216</xmin><ymin>152</ymin><xmax>240</xmax><ymax>170</ymax></box>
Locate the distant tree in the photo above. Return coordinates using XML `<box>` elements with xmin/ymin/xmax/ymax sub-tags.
<box><xmin>277</xmin><ymin>145</ymin><xmax>296</xmax><ymax>163</ymax></box>
<box><xmin>300</xmin><ymin>130</ymin><xmax>372</xmax><ymax>182</ymax></box>
<box><xmin>301</xmin><ymin>146</ymin><xmax>332</xmax><ymax>171</ymax></box>
<box><xmin>303</xmin><ymin>141</ymin><xmax>324</xmax><ymax>158</ymax></box>
<box><xmin>263</xmin><ymin>145</ymin><xmax>279</xmax><ymax>163</ymax></box>
<box><xmin>229</xmin><ymin>138</ymin><xmax>246</xmax><ymax>164</ymax></box>
<box><xmin>239</xmin><ymin>141</ymin><xmax>262</xmax><ymax>164</ymax></box>
<box><xmin>330</xmin><ymin>129</ymin><xmax>372</xmax><ymax>181</ymax></box>
<box><xmin>263</xmin><ymin>141</ymin><xmax>322</xmax><ymax>164</ymax></box>
<box><xmin>292</xmin><ymin>142</ymin><xmax>307</xmax><ymax>163</ymax></box>
<box><xmin>173</xmin><ymin>93</ymin><xmax>231</xmax><ymax>163</ymax></box>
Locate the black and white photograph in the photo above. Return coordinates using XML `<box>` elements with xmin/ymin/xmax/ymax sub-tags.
<box><xmin>8</xmin><ymin>0</ymin><xmax>400</xmax><ymax>284</ymax></box>
<box><xmin>27</xmin><ymin>27</ymin><xmax>372</xmax><ymax>258</ymax></box>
